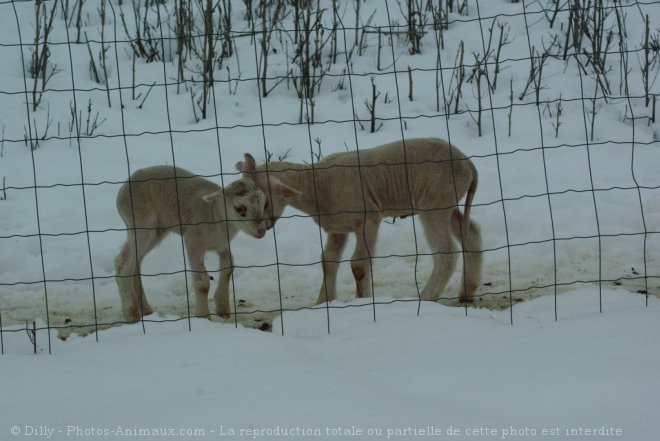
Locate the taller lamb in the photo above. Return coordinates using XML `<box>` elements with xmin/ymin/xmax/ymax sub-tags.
<box><xmin>239</xmin><ymin>137</ymin><xmax>483</xmax><ymax>304</ymax></box>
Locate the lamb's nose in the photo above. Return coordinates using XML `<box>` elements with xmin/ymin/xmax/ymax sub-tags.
<box><xmin>256</xmin><ymin>228</ymin><xmax>266</xmax><ymax>238</ymax></box>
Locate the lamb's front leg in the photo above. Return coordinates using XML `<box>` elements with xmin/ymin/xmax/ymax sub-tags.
<box><xmin>316</xmin><ymin>232</ymin><xmax>348</xmax><ymax>304</ymax></box>
<box><xmin>351</xmin><ymin>219</ymin><xmax>380</xmax><ymax>298</ymax></box>
<box><xmin>214</xmin><ymin>249</ymin><xmax>233</xmax><ymax>318</ymax></box>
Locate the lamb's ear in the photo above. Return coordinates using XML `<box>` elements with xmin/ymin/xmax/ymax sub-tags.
<box><xmin>202</xmin><ymin>189</ymin><xmax>224</xmax><ymax>203</ymax></box>
<box><xmin>237</xmin><ymin>153</ymin><xmax>257</xmax><ymax>177</ymax></box>
<box><xmin>268</xmin><ymin>175</ymin><xmax>301</xmax><ymax>198</ymax></box>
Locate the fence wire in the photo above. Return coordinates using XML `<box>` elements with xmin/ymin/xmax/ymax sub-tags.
<box><xmin>0</xmin><ymin>0</ymin><xmax>658</xmax><ymax>354</ymax></box>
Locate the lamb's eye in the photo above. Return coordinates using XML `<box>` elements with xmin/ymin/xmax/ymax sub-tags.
<box><xmin>235</xmin><ymin>205</ymin><xmax>246</xmax><ymax>217</ymax></box>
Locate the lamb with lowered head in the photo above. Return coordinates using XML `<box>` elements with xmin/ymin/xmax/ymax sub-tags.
<box><xmin>239</xmin><ymin>137</ymin><xmax>482</xmax><ymax>305</ymax></box>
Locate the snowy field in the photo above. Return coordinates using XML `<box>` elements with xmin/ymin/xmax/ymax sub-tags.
<box><xmin>1</xmin><ymin>291</ymin><xmax>659</xmax><ymax>440</ymax></box>
<box><xmin>1</xmin><ymin>0</ymin><xmax>659</xmax><ymax>439</ymax></box>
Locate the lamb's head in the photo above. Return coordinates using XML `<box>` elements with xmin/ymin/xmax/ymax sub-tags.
<box><xmin>203</xmin><ymin>154</ymin><xmax>269</xmax><ymax>239</ymax></box>
<box><xmin>235</xmin><ymin>157</ymin><xmax>301</xmax><ymax>230</ymax></box>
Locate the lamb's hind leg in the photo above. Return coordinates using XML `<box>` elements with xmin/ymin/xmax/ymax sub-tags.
<box><xmin>450</xmin><ymin>209</ymin><xmax>483</xmax><ymax>302</ymax></box>
<box><xmin>115</xmin><ymin>228</ymin><xmax>164</xmax><ymax>320</ymax></box>
<box><xmin>115</xmin><ymin>236</ymin><xmax>139</xmax><ymax>320</ymax></box>
<box><xmin>316</xmin><ymin>233</ymin><xmax>348</xmax><ymax>304</ymax></box>
<box><xmin>419</xmin><ymin>210</ymin><xmax>457</xmax><ymax>301</ymax></box>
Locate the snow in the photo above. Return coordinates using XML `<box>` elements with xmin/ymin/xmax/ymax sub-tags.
<box><xmin>0</xmin><ymin>0</ymin><xmax>659</xmax><ymax>439</ymax></box>
<box><xmin>1</xmin><ymin>291</ymin><xmax>659</xmax><ymax>440</ymax></box>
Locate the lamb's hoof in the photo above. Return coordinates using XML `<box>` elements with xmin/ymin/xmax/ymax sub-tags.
<box><xmin>124</xmin><ymin>303</ymin><xmax>154</xmax><ymax>322</ymax></box>
<box><xmin>215</xmin><ymin>310</ymin><xmax>230</xmax><ymax>320</ymax></box>
<box><xmin>193</xmin><ymin>311</ymin><xmax>211</xmax><ymax>320</ymax></box>
<box><xmin>123</xmin><ymin>311</ymin><xmax>141</xmax><ymax>323</ymax></box>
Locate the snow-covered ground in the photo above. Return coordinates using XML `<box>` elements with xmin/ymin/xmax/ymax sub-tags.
<box><xmin>1</xmin><ymin>290</ymin><xmax>659</xmax><ymax>440</ymax></box>
<box><xmin>0</xmin><ymin>0</ymin><xmax>659</xmax><ymax>439</ymax></box>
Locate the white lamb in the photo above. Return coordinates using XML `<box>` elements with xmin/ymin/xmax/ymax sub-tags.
<box><xmin>115</xmin><ymin>154</ymin><xmax>269</xmax><ymax>321</ymax></box>
<box><xmin>239</xmin><ymin>138</ymin><xmax>482</xmax><ymax>304</ymax></box>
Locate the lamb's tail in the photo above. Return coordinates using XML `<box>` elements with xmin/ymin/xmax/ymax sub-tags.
<box><xmin>462</xmin><ymin>158</ymin><xmax>478</xmax><ymax>246</ymax></box>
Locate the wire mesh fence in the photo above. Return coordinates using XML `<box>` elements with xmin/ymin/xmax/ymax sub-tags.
<box><xmin>0</xmin><ymin>0</ymin><xmax>658</xmax><ymax>354</ymax></box>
